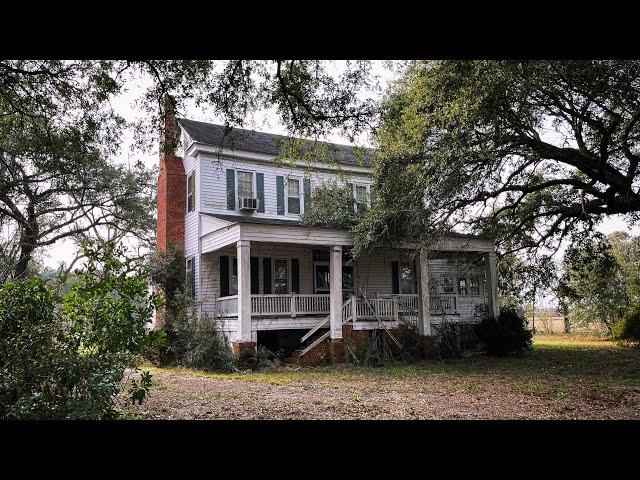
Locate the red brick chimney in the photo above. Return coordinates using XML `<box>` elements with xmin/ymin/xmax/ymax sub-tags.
<box><xmin>156</xmin><ymin>95</ymin><xmax>185</xmax><ymax>253</ymax></box>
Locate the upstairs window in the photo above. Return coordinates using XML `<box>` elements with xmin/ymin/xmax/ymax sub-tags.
<box><xmin>353</xmin><ymin>183</ymin><xmax>369</xmax><ymax>213</ymax></box>
<box><xmin>237</xmin><ymin>171</ymin><xmax>254</xmax><ymax>200</ymax></box>
<box><xmin>187</xmin><ymin>172</ymin><xmax>195</xmax><ymax>212</ymax></box>
<box><xmin>287</xmin><ymin>177</ymin><xmax>301</xmax><ymax>214</ymax></box>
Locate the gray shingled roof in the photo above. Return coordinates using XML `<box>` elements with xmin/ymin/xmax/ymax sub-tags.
<box><xmin>177</xmin><ymin>118</ymin><xmax>372</xmax><ymax>167</ymax></box>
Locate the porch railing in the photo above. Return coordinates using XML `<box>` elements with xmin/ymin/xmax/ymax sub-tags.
<box><xmin>217</xmin><ymin>293</ymin><xmax>331</xmax><ymax>318</ymax></box>
<box><xmin>377</xmin><ymin>293</ymin><xmax>457</xmax><ymax>314</ymax></box>
<box><xmin>216</xmin><ymin>295</ymin><xmax>238</xmax><ymax>317</ymax></box>
<box><xmin>216</xmin><ymin>292</ymin><xmax>458</xmax><ymax>319</ymax></box>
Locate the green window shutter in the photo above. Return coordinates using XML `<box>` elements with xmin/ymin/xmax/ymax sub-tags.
<box><xmin>291</xmin><ymin>259</ymin><xmax>300</xmax><ymax>293</ymax></box>
<box><xmin>391</xmin><ymin>261</ymin><xmax>399</xmax><ymax>294</ymax></box>
<box><xmin>226</xmin><ymin>169</ymin><xmax>235</xmax><ymax>210</ymax></box>
<box><xmin>263</xmin><ymin>258</ymin><xmax>272</xmax><ymax>294</ymax></box>
<box><xmin>250</xmin><ymin>256</ymin><xmax>259</xmax><ymax>294</ymax></box>
<box><xmin>276</xmin><ymin>175</ymin><xmax>285</xmax><ymax>215</ymax></box>
<box><xmin>220</xmin><ymin>255</ymin><xmax>229</xmax><ymax>297</ymax></box>
<box><xmin>303</xmin><ymin>178</ymin><xmax>311</xmax><ymax>213</ymax></box>
<box><xmin>256</xmin><ymin>172</ymin><xmax>265</xmax><ymax>213</ymax></box>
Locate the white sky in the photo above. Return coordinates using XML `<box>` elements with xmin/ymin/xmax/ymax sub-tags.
<box><xmin>42</xmin><ymin>61</ymin><xmax>640</xmax><ymax>281</ymax></box>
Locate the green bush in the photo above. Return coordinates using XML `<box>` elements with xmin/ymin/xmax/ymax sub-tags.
<box><xmin>354</xmin><ymin>330</ymin><xmax>388</xmax><ymax>366</ymax></box>
<box><xmin>612</xmin><ymin>305</ymin><xmax>640</xmax><ymax>341</ymax></box>
<box><xmin>162</xmin><ymin>296</ymin><xmax>237</xmax><ymax>373</ymax></box>
<box><xmin>140</xmin><ymin>330</ymin><xmax>169</xmax><ymax>365</ymax></box>
<box><xmin>0</xmin><ymin>242</ymin><xmax>157</xmax><ymax>419</ymax></box>
<box><xmin>475</xmin><ymin>306</ymin><xmax>533</xmax><ymax>356</ymax></box>
<box><xmin>434</xmin><ymin>321</ymin><xmax>480</xmax><ymax>359</ymax></box>
<box><xmin>237</xmin><ymin>346</ymin><xmax>279</xmax><ymax>370</ymax></box>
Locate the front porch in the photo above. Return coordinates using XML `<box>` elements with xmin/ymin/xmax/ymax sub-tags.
<box><xmin>196</xmin><ymin>215</ymin><xmax>499</xmax><ymax>359</ymax></box>
<box><xmin>215</xmin><ymin>292</ymin><xmax>462</xmax><ymax>328</ymax></box>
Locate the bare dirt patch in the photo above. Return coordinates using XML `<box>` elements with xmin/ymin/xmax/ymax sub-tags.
<box><xmin>119</xmin><ymin>334</ymin><xmax>640</xmax><ymax>420</ymax></box>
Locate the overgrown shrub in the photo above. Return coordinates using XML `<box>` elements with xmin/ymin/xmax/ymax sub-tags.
<box><xmin>0</xmin><ymin>242</ymin><xmax>157</xmax><ymax>419</ymax></box>
<box><xmin>350</xmin><ymin>327</ymin><xmax>422</xmax><ymax>365</ymax></box>
<box><xmin>354</xmin><ymin>330</ymin><xmax>388</xmax><ymax>366</ymax></box>
<box><xmin>140</xmin><ymin>330</ymin><xmax>169</xmax><ymax>365</ymax></box>
<box><xmin>475</xmin><ymin>306</ymin><xmax>533</xmax><ymax>356</ymax></box>
<box><xmin>163</xmin><ymin>298</ymin><xmax>237</xmax><ymax>373</ymax></box>
<box><xmin>612</xmin><ymin>305</ymin><xmax>640</xmax><ymax>341</ymax></box>
<box><xmin>237</xmin><ymin>346</ymin><xmax>280</xmax><ymax>370</ymax></box>
<box><xmin>434</xmin><ymin>321</ymin><xmax>480</xmax><ymax>359</ymax></box>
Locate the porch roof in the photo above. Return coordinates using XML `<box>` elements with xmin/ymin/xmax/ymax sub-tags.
<box><xmin>199</xmin><ymin>214</ymin><xmax>495</xmax><ymax>254</ymax></box>
<box><xmin>202</xmin><ymin>212</ymin><xmax>302</xmax><ymax>226</ymax></box>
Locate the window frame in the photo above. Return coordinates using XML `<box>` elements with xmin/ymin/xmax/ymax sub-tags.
<box><xmin>285</xmin><ymin>175</ymin><xmax>303</xmax><ymax>215</ymax></box>
<box><xmin>187</xmin><ymin>171</ymin><xmax>195</xmax><ymax>213</ymax></box>
<box><xmin>468</xmin><ymin>275</ymin><xmax>481</xmax><ymax>297</ymax></box>
<box><xmin>441</xmin><ymin>275</ymin><xmax>455</xmax><ymax>294</ymax></box>
<box><xmin>352</xmin><ymin>181</ymin><xmax>371</xmax><ymax>213</ymax></box>
<box><xmin>235</xmin><ymin>169</ymin><xmax>256</xmax><ymax>205</ymax></box>
<box><xmin>186</xmin><ymin>256</ymin><xmax>196</xmax><ymax>298</ymax></box>
<box><xmin>398</xmin><ymin>261</ymin><xmax>416</xmax><ymax>295</ymax></box>
<box><xmin>272</xmin><ymin>257</ymin><xmax>290</xmax><ymax>294</ymax></box>
<box><xmin>457</xmin><ymin>277</ymin><xmax>468</xmax><ymax>296</ymax></box>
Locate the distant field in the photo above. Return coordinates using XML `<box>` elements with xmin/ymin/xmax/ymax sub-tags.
<box><xmin>120</xmin><ymin>333</ymin><xmax>640</xmax><ymax>420</ymax></box>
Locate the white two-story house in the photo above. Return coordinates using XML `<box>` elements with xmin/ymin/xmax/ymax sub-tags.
<box><xmin>156</xmin><ymin>109</ymin><xmax>500</xmax><ymax>363</ymax></box>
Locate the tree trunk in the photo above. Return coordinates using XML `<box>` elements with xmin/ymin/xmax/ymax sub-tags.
<box><xmin>14</xmin><ymin>212</ymin><xmax>38</xmax><ymax>279</ymax></box>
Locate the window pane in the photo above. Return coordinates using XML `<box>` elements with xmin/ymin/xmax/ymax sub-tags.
<box><xmin>441</xmin><ymin>276</ymin><xmax>454</xmax><ymax>294</ymax></box>
<box><xmin>399</xmin><ymin>263</ymin><xmax>415</xmax><ymax>294</ymax></box>
<box><xmin>458</xmin><ymin>277</ymin><xmax>468</xmax><ymax>296</ymax></box>
<box><xmin>229</xmin><ymin>258</ymin><xmax>238</xmax><ymax>295</ymax></box>
<box><xmin>288</xmin><ymin>178</ymin><xmax>300</xmax><ymax>197</ymax></box>
<box><xmin>237</xmin><ymin>171</ymin><xmax>253</xmax><ymax>198</ymax></box>
<box><xmin>469</xmin><ymin>276</ymin><xmax>480</xmax><ymax>296</ymax></box>
<box><xmin>342</xmin><ymin>265</ymin><xmax>354</xmax><ymax>292</ymax></box>
<box><xmin>288</xmin><ymin>197</ymin><xmax>300</xmax><ymax>214</ymax></box>
<box><xmin>355</xmin><ymin>185</ymin><xmax>367</xmax><ymax>203</ymax></box>
<box><xmin>312</xmin><ymin>249</ymin><xmax>329</xmax><ymax>262</ymax></box>
<box><xmin>187</xmin><ymin>174</ymin><xmax>195</xmax><ymax>212</ymax></box>
<box><xmin>315</xmin><ymin>265</ymin><xmax>330</xmax><ymax>291</ymax></box>
<box><xmin>274</xmin><ymin>259</ymin><xmax>288</xmax><ymax>294</ymax></box>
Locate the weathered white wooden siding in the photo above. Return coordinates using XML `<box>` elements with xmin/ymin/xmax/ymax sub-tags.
<box><xmin>197</xmin><ymin>153</ymin><xmax>371</xmax><ymax>220</ymax></box>
<box><xmin>183</xmin><ymin>154</ymin><xmax>200</xmax><ymax>297</ymax></box>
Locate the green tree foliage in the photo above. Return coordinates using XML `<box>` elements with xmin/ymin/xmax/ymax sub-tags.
<box><xmin>0</xmin><ymin>241</ymin><xmax>158</xmax><ymax>419</ymax></box>
<box><xmin>1</xmin><ymin>60</ymin><xmax>379</xmax><ymax>279</ymax></box>
<box><xmin>475</xmin><ymin>307</ymin><xmax>533</xmax><ymax>356</ymax></box>
<box><xmin>557</xmin><ymin>233</ymin><xmax>630</xmax><ymax>332</ymax></box>
<box><xmin>358</xmin><ymin>61</ymin><xmax>640</xmax><ymax>296</ymax></box>
<box><xmin>0</xmin><ymin>61</ymin><xmax>155</xmax><ymax>279</ymax></box>
<box><xmin>300</xmin><ymin>180</ymin><xmax>362</xmax><ymax>230</ymax></box>
<box><xmin>612</xmin><ymin>304</ymin><xmax>640</xmax><ymax>341</ymax></box>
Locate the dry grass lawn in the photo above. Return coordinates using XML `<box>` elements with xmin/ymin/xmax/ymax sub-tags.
<box><xmin>119</xmin><ymin>333</ymin><xmax>640</xmax><ymax>420</ymax></box>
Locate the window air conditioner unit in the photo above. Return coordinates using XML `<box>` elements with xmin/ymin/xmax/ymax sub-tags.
<box><xmin>238</xmin><ymin>197</ymin><xmax>258</xmax><ymax>211</ymax></box>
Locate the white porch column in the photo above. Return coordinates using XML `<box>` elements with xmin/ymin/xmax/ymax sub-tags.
<box><xmin>236</xmin><ymin>240</ymin><xmax>252</xmax><ymax>342</ymax></box>
<box><xmin>329</xmin><ymin>245</ymin><xmax>343</xmax><ymax>339</ymax></box>
<box><xmin>417</xmin><ymin>248</ymin><xmax>432</xmax><ymax>336</ymax></box>
<box><xmin>485</xmin><ymin>251</ymin><xmax>500</xmax><ymax>318</ymax></box>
